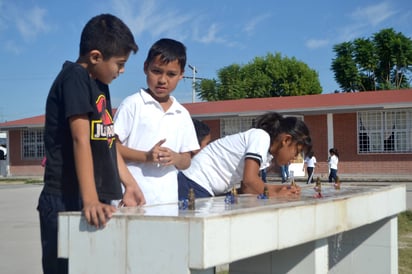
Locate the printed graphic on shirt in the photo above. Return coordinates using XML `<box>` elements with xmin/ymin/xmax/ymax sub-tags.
<box><xmin>91</xmin><ymin>94</ymin><xmax>115</xmax><ymax>147</ymax></box>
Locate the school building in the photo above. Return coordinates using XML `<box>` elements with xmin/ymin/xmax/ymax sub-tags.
<box><xmin>0</xmin><ymin>89</ymin><xmax>411</xmax><ymax>178</ymax></box>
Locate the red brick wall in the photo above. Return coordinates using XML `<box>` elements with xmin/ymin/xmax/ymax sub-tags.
<box><xmin>8</xmin><ymin>129</ymin><xmax>44</xmax><ymax>176</ymax></box>
<box><xmin>333</xmin><ymin>113</ymin><xmax>356</xmax><ymax>174</ymax></box>
<box><xmin>304</xmin><ymin>114</ymin><xmax>328</xmax><ymax>162</ymax></box>
<box><xmin>203</xmin><ymin>119</ymin><xmax>220</xmax><ymax>142</ymax></box>
<box><xmin>202</xmin><ymin>114</ymin><xmax>412</xmax><ymax>176</ymax></box>
<box><xmin>333</xmin><ymin>113</ymin><xmax>412</xmax><ymax>174</ymax></box>
<box><xmin>5</xmin><ymin>114</ymin><xmax>412</xmax><ymax>177</ymax></box>
<box><xmin>10</xmin><ymin>165</ymin><xmax>44</xmax><ymax>177</ymax></box>
<box><xmin>304</xmin><ymin>113</ymin><xmax>412</xmax><ymax>175</ymax></box>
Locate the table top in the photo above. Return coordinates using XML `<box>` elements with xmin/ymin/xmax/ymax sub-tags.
<box><xmin>108</xmin><ymin>183</ymin><xmax>404</xmax><ymax>218</ymax></box>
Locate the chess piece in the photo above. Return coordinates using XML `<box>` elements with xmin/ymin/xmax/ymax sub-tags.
<box><xmin>314</xmin><ymin>177</ymin><xmax>322</xmax><ymax>198</ymax></box>
<box><xmin>263</xmin><ymin>186</ymin><xmax>269</xmax><ymax>198</ymax></box>
<box><xmin>188</xmin><ymin>188</ymin><xmax>195</xmax><ymax>210</ymax></box>
<box><xmin>232</xmin><ymin>186</ymin><xmax>238</xmax><ymax>203</ymax></box>
<box><xmin>334</xmin><ymin>176</ymin><xmax>341</xmax><ymax>190</ymax></box>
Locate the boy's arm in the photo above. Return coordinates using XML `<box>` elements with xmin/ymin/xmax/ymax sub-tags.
<box><xmin>177</xmin><ymin>152</ymin><xmax>192</xmax><ymax>170</ymax></box>
<box><xmin>116</xmin><ymin>139</ymin><xmax>166</xmax><ymax>165</ymax></box>
<box><xmin>157</xmin><ymin>148</ymin><xmax>192</xmax><ymax>170</ymax></box>
<box><xmin>116</xmin><ymin>137</ymin><xmax>190</xmax><ymax>169</ymax></box>
<box><xmin>70</xmin><ymin>115</ymin><xmax>115</xmax><ymax>228</ymax></box>
<box><xmin>116</xmin><ymin>141</ymin><xmax>148</xmax><ymax>162</ymax></box>
<box><xmin>116</xmin><ymin>148</ymin><xmax>146</xmax><ymax>206</ymax></box>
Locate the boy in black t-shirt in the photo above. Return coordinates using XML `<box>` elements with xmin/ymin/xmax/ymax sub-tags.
<box><xmin>38</xmin><ymin>14</ymin><xmax>146</xmax><ymax>274</ymax></box>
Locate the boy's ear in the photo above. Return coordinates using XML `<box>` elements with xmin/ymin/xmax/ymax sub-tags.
<box><xmin>143</xmin><ymin>62</ymin><xmax>148</xmax><ymax>74</ymax></box>
<box><xmin>89</xmin><ymin>50</ymin><xmax>103</xmax><ymax>64</ymax></box>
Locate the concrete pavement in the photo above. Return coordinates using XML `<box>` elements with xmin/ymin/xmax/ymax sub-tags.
<box><xmin>0</xmin><ymin>183</ymin><xmax>42</xmax><ymax>274</ymax></box>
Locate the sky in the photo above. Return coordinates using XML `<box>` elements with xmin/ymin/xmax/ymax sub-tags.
<box><xmin>0</xmin><ymin>0</ymin><xmax>411</xmax><ymax>122</ymax></box>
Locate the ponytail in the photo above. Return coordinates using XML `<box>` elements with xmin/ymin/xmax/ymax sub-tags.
<box><xmin>255</xmin><ymin>112</ymin><xmax>312</xmax><ymax>155</ymax></box>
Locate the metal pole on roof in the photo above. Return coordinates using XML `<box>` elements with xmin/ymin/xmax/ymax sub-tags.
<box><xmin>188</xmin><ymin>64</ymin><xmax>197</xmax><ymax>103</ymax></box>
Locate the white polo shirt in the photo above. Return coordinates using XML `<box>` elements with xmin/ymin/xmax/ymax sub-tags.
<box><xmin>114</xmin><ymin>89</ymin><xmax>199</xmax><ymax>205</ymax></box>
<box><xmin>304</xmin><ymin>156</ymin><xmax>317</xmax><ymax>168</ymax></box>
<box><xmin>329</xmin><ymin>155</ymin><xmax>338</xmax><ymax>170</ymax></box>
<box><xmin>182</xmin><ymin>128</ymin><xmax>273</xmax><ymax>196</ymax></box>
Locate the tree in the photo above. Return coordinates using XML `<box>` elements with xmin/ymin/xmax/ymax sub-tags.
<box><xmin>197</xmin><ymin>52</ymin><xmax>322</xmax><ymax>101</ymax></box>
<box><xmin>331</xmin><ymin>28</ymin><xmax>412</xmax><ymax>92</ymax></box>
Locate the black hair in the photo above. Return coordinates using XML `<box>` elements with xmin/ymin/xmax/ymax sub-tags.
<box><xmin>254</xmin><ymin>112</ymin><xmax>312</xmax><ymax>155</ymax></box>
<box><xmin>145</xmin><ymin>38</ymin><xmax>186</xmax><ymax>71</ymax></box>
<box><xmin>306</xmin><ymin>151</ymin><xmax>315</xmax><ymax>158</ymax></box>
<box><xmin>329</xmin><ymin>148</ymin><xmax>339</xmax><ymax>158</ymax></box>
<box><xmin>192</xmin><ymin>119</ymin><xmax>211</xmax><ymax>145</ymax></box>
<box><xmin>79</xmin><ymin>14</ymin><xmax>138</xmax><ymax>59</ymax></box>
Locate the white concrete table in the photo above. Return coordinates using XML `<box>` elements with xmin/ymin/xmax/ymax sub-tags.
<box><xmin>59</xmin><ymin>183</ymin><xmax>406</xmax><ymax>274</ymax></box>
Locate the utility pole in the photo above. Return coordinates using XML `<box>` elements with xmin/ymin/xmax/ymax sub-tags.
<box><xmin>188</xmin><ymin>64</ymin><xmax>197</xmax><ymax>103</ymax></box>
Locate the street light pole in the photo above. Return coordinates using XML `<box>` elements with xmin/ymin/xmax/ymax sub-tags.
<box><xmin>188</xmin><ymin>64</ymin><xmax>197</xmax><ymax>103</ymax></box>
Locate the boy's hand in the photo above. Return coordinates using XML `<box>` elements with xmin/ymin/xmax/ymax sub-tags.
<box><xmin>157</xmin><ymin>148</ymin><xmax>191</xmax><ymax>170</ymax></box>
<box><xmin>157</xmin><ymin>147</ymin><xmax>177</xmax><ymax>166</ymax></box>
<box><xmin>82</xmin><ymin>201</ymin><xmax>116</xmax><ymax>228</ymax></box>
<box><xmin>148</xmin><ymin>139</ymin><xmax>166</xmax><ymax>164</ymax></box>
<box><xmin>122</xmin><ymin>184</ymin><xmax>146</xmax><ymax>206</ymax></box>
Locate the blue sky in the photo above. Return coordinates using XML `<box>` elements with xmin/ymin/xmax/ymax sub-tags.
<box><xmin>0</xmin><ymin>0</ymin><xmax>411</xmax><ymax>122</ymax></box>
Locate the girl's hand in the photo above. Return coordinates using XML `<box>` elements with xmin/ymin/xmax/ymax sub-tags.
<box><xmin>269</xmin><ymin>184</ymin><xmax>301</xmax><ymax>197</ymax></box>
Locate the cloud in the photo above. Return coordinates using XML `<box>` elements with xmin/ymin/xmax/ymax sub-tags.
<box><xmin>350</xmin><ymin>2</ymin><xmax>397</xmax><ymax>27</ymax></box>
<box><xmin>0</xmin><ymin>3</ymin><xmax>50</xmax><ymax>42</ymax></box>
<box><xmin>112</xmin><ymin>0</ymin><xmax>192</xmax><ymax>39</ymax></box>
<box><xmin>338</xmin><ymin>24</ymin><xmax>366</xmax><ymax>42</ymax></box>
<box><xmin>193</xmin><ymin>23</ymin><xmax>239</xmax><ymax>48</ymax></box>
<box><xmin>15</xmin><ymin>6</ymin><xmax>50</xmax><ymax>41</ymax></box>
<box><xmin>305</xmin><ymin>39</ymin><xmax>329</xmax><ymax>50</ymax></box>
<box><xmin>194</xmin><ymin>24</ymin><xmax>222</xmax><ymax>43</ymax></box>
<box><xmin>4</xmin><ymin>40</ymin><xmax>22</xmax><ymax>55</ymax></box>
<box><xmin>112</xmin><ymin>0</ymin><xmax>233</xmax><ymax>46</ymax></box>
<box><xmin>0</xmin><ymin>3</ymin><xmax>51</xmax><ymax>54</ymax></box>
<box><xmin>336</xmin><ymin>2</ymin><xmax>398</xmax><ymax>42</ymax></box>
<box><xmin>243</xmin><ymin>13</ymin><xmax>271</xmax><ymax>36</ymax></box>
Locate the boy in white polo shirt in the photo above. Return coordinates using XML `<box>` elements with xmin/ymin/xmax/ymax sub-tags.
<box><xmin>114</xmin><ymin>38</ymin><xmax>199</xmax><ymax>205</ymax></box>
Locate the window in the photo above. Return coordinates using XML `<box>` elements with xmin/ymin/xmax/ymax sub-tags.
<box><xmin>357</xmin><ymin>109</ymin><xmax>412</xmax><ymax>153</ymax></box>
<box><xmin>221</xmin><ymin>115</ymin><xmax>304</xmax><ymax>137</ymax></box>
<box><xmin>221</xmin><ymin>116</ymin><xmax>256</xmax><ymax>136</ymax></box>
<box><xmin>21</xmin><ymin>128</ymin><xmax>44</xmax><ymax>159</ymax></box>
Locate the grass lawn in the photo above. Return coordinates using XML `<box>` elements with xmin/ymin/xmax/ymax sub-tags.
<box><xmin>399</xmin><ymin>210</ymin><xmax>412</xmax><ymax>274</ymax></box>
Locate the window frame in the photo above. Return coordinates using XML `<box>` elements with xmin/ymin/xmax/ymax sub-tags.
<box><xmin>357</xmin><ymin>109</ymin><xmax>412</xmax><ymax>154</ymax></box>
<box><xmin>21</xmin><ymin>128</ymin><xmax>45</xmax><ymax>160</ymax></box>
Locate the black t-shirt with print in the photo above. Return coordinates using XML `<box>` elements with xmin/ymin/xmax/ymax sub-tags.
<box><xmin>43</xmin><ymin>61</ymin><xmax>122</xmax><ymax>201</ymax></box>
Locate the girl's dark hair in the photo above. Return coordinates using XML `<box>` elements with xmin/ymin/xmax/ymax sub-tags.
<box><xmin>80</xmin><ymin>14</ymin><xmax>138</xmax><ymax>59</ymax></box>
<box><xmin>329</xmin><ymin>148</ymin><xmax>339</xmax><ymax>157</ymax></box>
<box><xmin>192</xmin><ymin>119</ymin><xmax>210</xmax><ymax>145</ymax></box>
<box><xmin>254</xmin><ymin>112</ymin><xmax>312</xmax><ymax>155</ymax></box>
<box><xmin>145</xmin><ymin>38</ymin><xmax>187</xmax><ymax>71</ymax></box>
